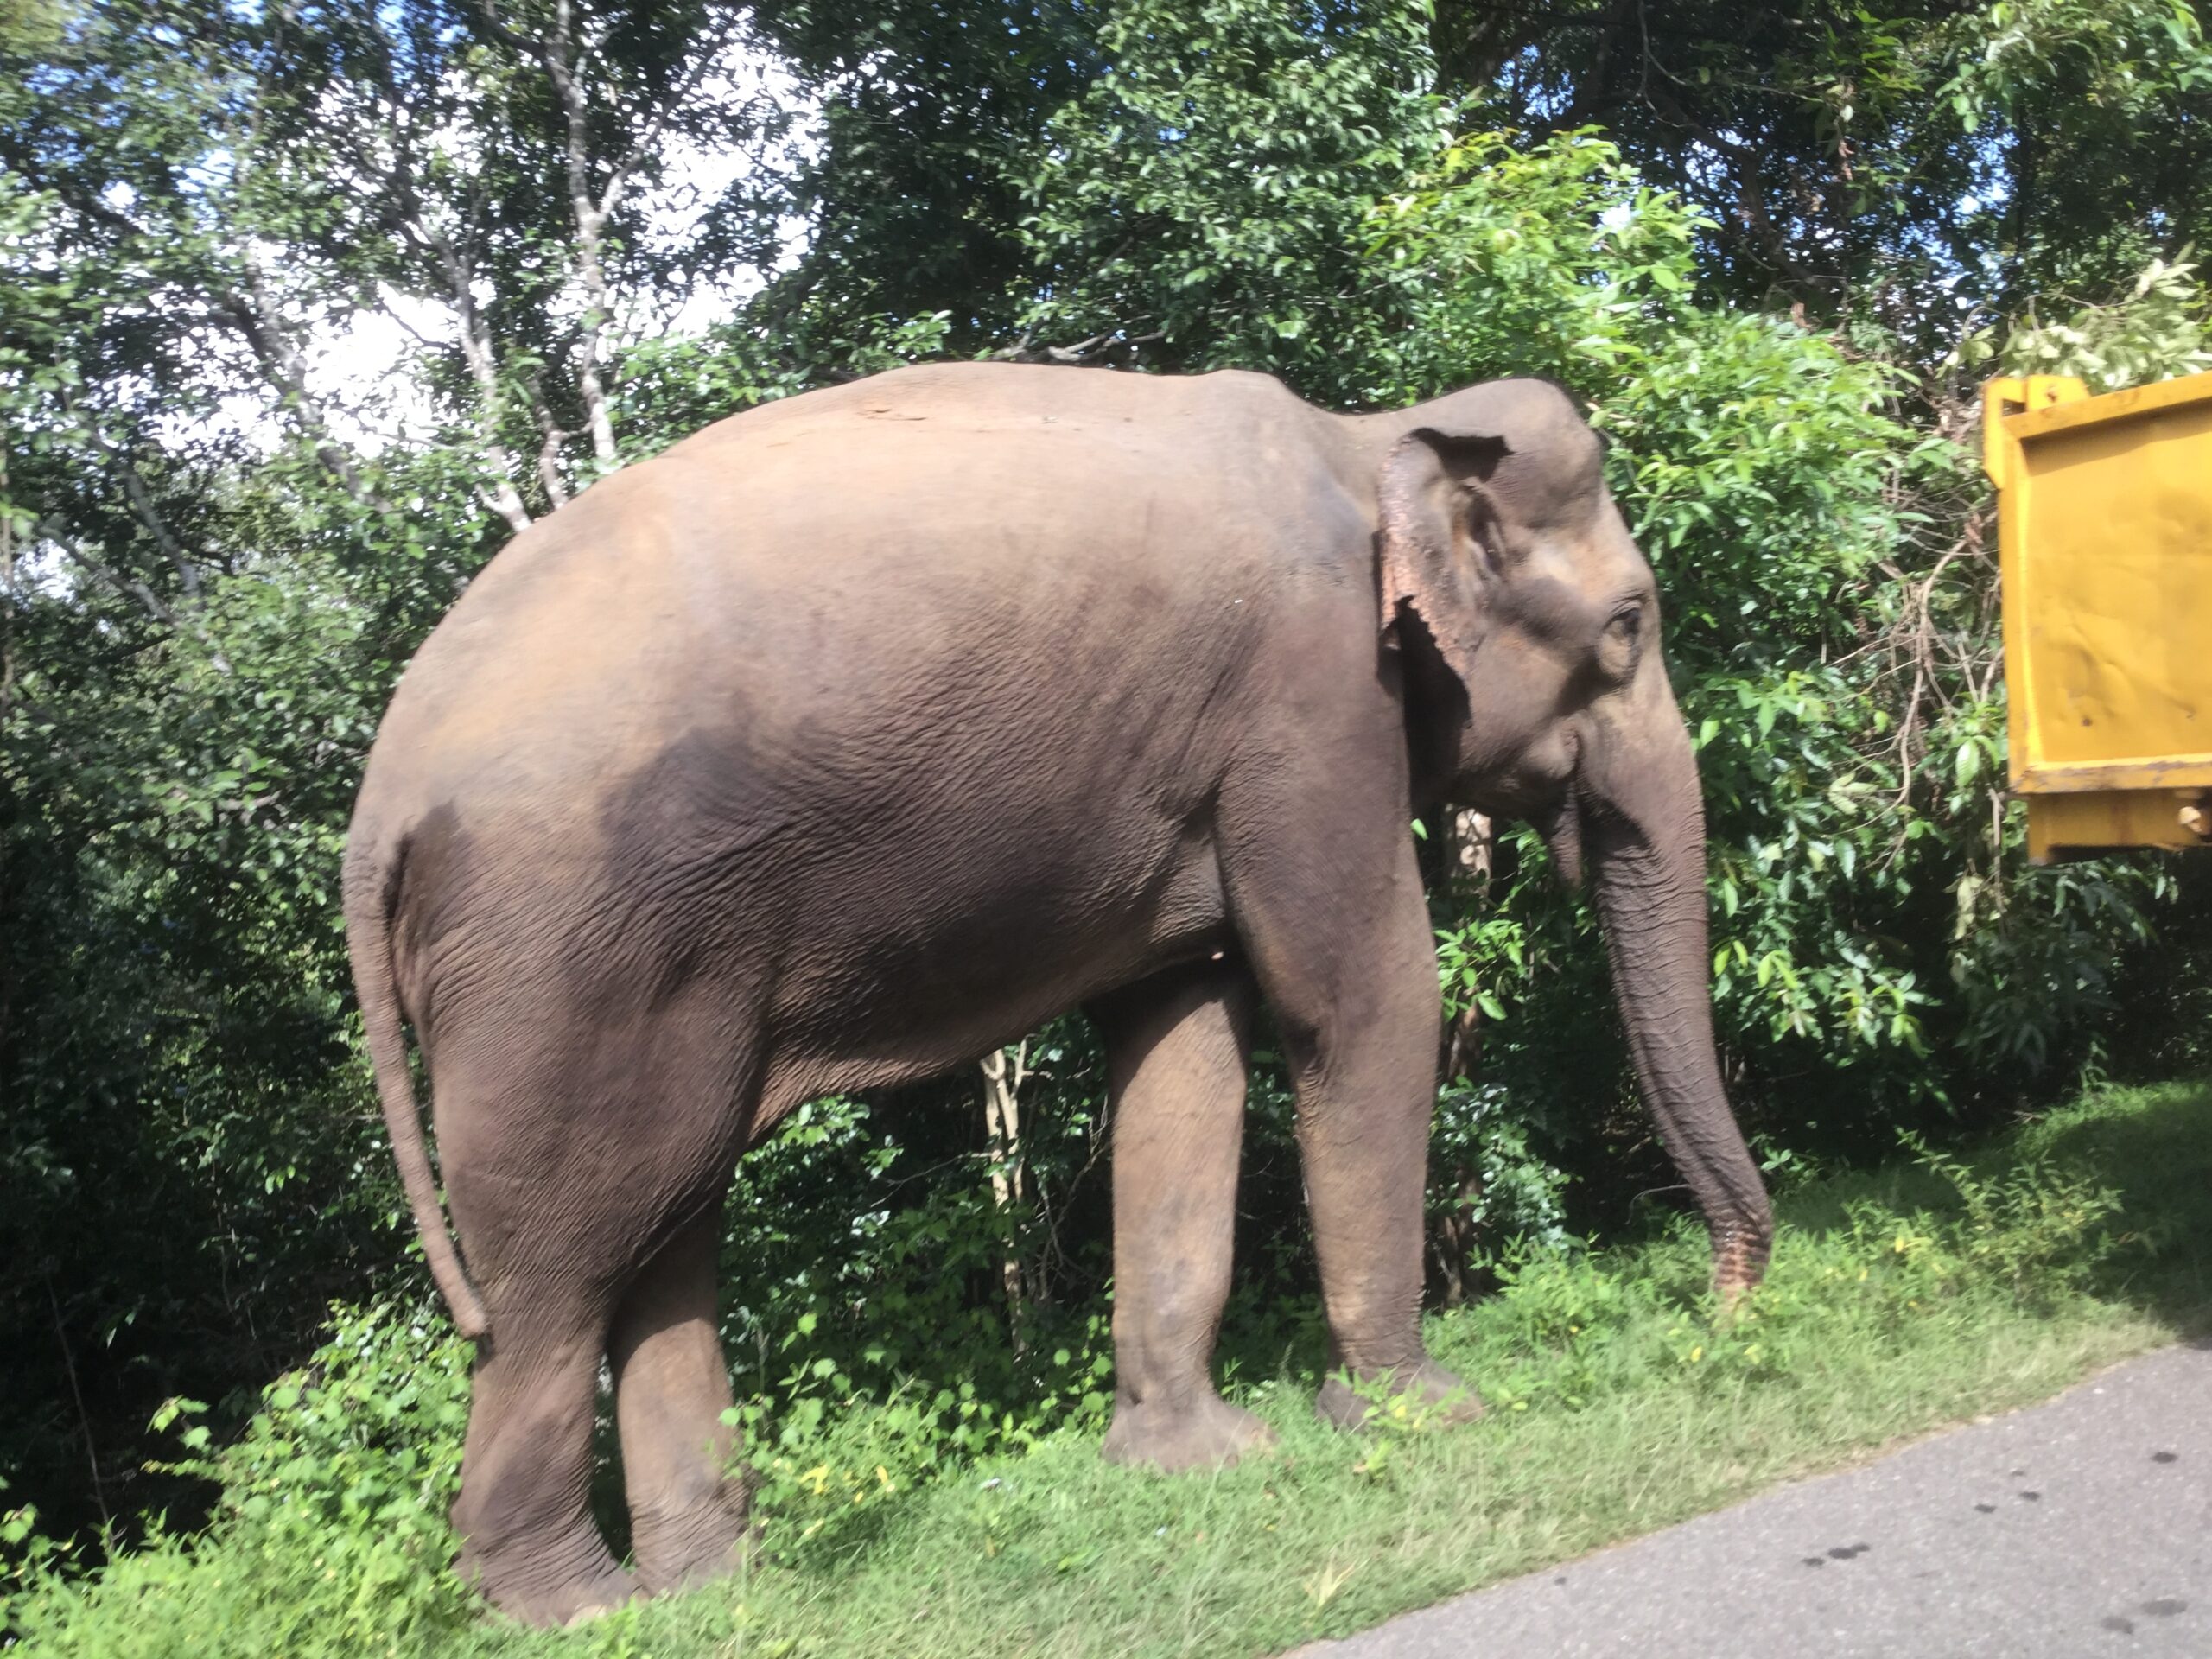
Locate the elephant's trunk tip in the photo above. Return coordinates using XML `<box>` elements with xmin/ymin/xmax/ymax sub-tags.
<box><xmin>1710</xmin><ymin>1214</ymin><xmax>1774</xmax><ymax>1306</ymax></box>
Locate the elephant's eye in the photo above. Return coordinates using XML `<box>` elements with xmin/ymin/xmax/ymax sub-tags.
<box><xmin>1597</xmin><ymin>602</ymin><xmax>1644</xmax><ymax>681</ymax></box>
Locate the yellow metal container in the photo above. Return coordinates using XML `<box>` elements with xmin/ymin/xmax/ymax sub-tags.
<box><xmin>1982</xmin><ymin>370</ymin><xmax>2212</xmax><ymax>861</ymax></box>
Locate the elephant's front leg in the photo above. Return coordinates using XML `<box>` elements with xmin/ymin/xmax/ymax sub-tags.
<box><xmin>1090</xmin><ymin>958</ymin><xmax>1277</xmax><ymax>1471</ymax></box>
<box><xmin>1230</xmin><ymin>829</ymin><xmax>1483</xmax><ymax>1431</ymax></box>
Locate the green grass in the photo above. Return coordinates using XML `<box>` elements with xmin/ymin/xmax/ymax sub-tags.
<box><xmin>12</xmin><ymin>1079</ymin><xmax>2212</xmax><ymax>1658</ymax></box>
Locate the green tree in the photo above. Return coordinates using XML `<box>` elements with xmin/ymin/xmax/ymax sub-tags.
<box><xmin>1433</xmin><ymin>0</ymin><xmax>2212</xmax><ymax>357</ymax></box>
<box><xmin>6</xmin><ymin>0</ymin><xmax>2212</xmax><ymax>1567</ymax></box>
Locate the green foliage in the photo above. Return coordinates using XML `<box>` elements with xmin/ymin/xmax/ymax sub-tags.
<box><xmin>1461</xmin><ymin>1096</ymin><xmax>2126</xmax><ymax>1419</ymax></box>
<box><xmin>744</xmin><ymin>0</ymin><xmax>1099</xmax><ymax>350</ymax></box>
<box><xmin>1017</xmin><ymin>0</ymin><xmax>1444</xmax><ymax>375</ymax></box>
<box><xmin>1440</xmin><ymin>0</ymin><xmax>2212</xmax><ymax>363</ymax></box>
<box><xmin>711</xmin><ymin>1032</ymin><xmax>1131</xmax><ymax>1520</ymax></box>
<box><xmin>1356</xmin><ymin>128</ymin><xmax>1712</xmax><ymax>397</ymax></box>
<box><xmin>4</xmin><ymin>1302</ymin><xmax>476</xmax><ymax>1656</ymax></box>
<box><xmin>1896</xmin><ymin>1135</ymin><xmax>2122</xmax><ymax>1298</ymax></box>
<box><xmin>1996</xmin><ymin>250</ymin><xmax>2212</xmax><ymax>391</ymax></box>
<box><xmin>731</xmin><ymin>1351</ymin><xmax>1111</xmax><ymax>1565</ymax></box>
<box><xmin>1427</xmin><ymin>1079</ymin><xmax>1576</xmax><ymax>1258</ymax></box>
<box><xmin>166</xmin><ymin>1303</ymin><xmax>473</xmax><ymax>1624</ymax></box>
<box><xmin>722</xmin><ymin>1090</ymin><xmax>1117</xmax><ymax>1467</ymax></box>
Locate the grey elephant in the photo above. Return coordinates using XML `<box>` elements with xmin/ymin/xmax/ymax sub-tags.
<box><xmin>343</xmin><ymin>363</ymin><xmax>1773</xmax><ymax>1624</ymax></box>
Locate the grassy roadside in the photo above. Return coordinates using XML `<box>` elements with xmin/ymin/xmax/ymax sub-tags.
<box><xmin>11</xmin><ymin>1079</ymin><xmax>2212</xmax><ymax>1657</ymax></box>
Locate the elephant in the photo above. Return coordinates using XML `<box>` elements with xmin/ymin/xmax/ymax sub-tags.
<box><xmin>342</xmin><ymin>362</ymin><xmax>1773</xmax><ymax>1624</ymax></box>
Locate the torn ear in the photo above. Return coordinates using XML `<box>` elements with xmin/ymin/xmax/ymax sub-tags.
<box><xmin>1376</xmin><ymin>428</ymin><xmax>1509</xmax><ymax>688</ymax></box>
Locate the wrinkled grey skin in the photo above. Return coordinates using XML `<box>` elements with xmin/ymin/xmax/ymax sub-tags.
<box><xmin>343</xmin><ymin>363</ymin><xmax>1772</xmax><ymax>1625</ymax></box>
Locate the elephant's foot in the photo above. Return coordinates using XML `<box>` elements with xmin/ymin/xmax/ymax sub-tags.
<box><xmin>1315</xmin><ymin>1357</ymin><xmax>1484</xmax><ymax>1432</ymax></box>
<box><xmin>1103</xmin><ymin>1391</ymin><xmax>1276</xmax><ymax>1472</ymax></box>
<box><xmin>631</xmin><ymin>1480</ymin><xmax>751</xmax><ymax>1596</ymax></box>
<box><xmin>458</xmin><ymin>1531</ymin><xmax>639</xmax><ymax>1629</ymax></box>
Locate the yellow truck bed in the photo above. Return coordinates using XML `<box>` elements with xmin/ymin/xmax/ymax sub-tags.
<box><xmin>1982</xmin><ymin>370</ymin><xmax>2212</xmax><ymax>861</ymax></box>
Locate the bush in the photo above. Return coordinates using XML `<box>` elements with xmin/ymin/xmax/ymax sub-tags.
<box><xmin>4</xmin><ymin>1301</ymin><xmax>475</xmax><ymax>1657</ymax></box>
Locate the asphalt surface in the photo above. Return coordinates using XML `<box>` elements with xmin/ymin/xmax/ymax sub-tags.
<box><xmin>1299</xmin><ymin>1343</ymin><xmax>2212</xmax><ymax>1659</ymax></box>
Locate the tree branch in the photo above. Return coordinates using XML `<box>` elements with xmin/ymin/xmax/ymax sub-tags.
<box><xmin>36</xmin><ymin>519</ymin><xmax>233</xmax><ymax>675</ymax></box>
<box><xmin>76</xmin><ymin>421</ymin><xmax>202</xmax><ymax>597</ymax></box>
<box><xmin>214</xmin><ymin>264</ymin><xmax>387</xmax><ymax>512</ymax></box>
<box><xmin>533</xmin><ymin>396</ymin><xmax>575</xmax><ymax>511</ymax></box>
<box><xmin>40</xmin><ymin>518</ymin><xmax>181</xmax><ymax>628</ymax></box>
<box><xmin>495</xmin><ymin>3</ymin><xmax>749</xmax><ymax>471</ymax></box>
<box><xmin>423</xmin><ymin>228</ymin><xmax>535</xmax><ymax>534</ymax></box>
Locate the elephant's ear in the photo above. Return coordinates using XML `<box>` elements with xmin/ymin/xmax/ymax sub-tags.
<box><xmin>1376</xmin><ymin>427</ymin><xmax>1510</xmax><ymax>687</ymax></box>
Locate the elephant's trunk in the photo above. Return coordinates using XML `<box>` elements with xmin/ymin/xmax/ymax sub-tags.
<box><xmin>1567</xmin><ymin>673</ymin><xmax>1773</xmax><ymax>1299</ymax></box>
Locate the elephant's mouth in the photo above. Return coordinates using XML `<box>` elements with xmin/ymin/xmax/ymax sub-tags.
<box><xmin>1529</xmin><ymin>779</ymin><xmax>1585</xmax><ymax>888</ymax></box>
<box><xmin>1460</xmin><ymin>735</ymin><xmax>1585</xmax><ymax>880</ymax></box>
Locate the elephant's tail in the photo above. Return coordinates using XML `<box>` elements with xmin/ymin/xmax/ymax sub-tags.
<box><xmin>344</xmin><ymin>853</ymin><xmax>491</xmax><ymax>1341</ymax></box>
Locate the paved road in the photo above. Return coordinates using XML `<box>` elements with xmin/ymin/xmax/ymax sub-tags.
<box><xmin>1300</xmin><ymin>1343</ymin><xmax>2212</xmax><ymax>1659</ymax></box>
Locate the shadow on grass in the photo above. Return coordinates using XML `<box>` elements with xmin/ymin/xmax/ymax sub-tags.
<box><xmin>2029</xmin><ymin>1080</ymin><xmax>2212</xmax><ymax>1333</ymax></box>
<box><xmin>1779</xmin><ymin>1078</ymin><xmax>2212</xmax><ymax>1336</ymax></box>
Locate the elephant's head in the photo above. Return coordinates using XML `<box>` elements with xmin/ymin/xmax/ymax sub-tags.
<box><xmin>1374</xmin><ymin>378</ymin><xmax>1772</xmax><ymax>1298</ymax></box>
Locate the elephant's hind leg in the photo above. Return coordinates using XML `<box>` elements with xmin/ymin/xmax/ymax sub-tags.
<box><xmin>1091</xmin><ymin>957</ymin><xmax>1276</xmax><ymax>1471</ymax></box>
<box><xmin>439</xmin><ymin>986</ymin><xmax>760</xmax><ymax>1624</ymax></box>
<box><xmin>452</xmin><ymin>1278</ymin><xmax>637</xmax><ymax>1626</ymax></box>
<box><xmin>611</xmin><ymin>1207</ymin><xmax>748</xmax><ymax>1593</ymax></box>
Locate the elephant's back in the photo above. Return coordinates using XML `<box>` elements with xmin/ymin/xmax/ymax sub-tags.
<box><xmin>357</xmin><ymin>458</ymin><xmax>702</xmax><ymax>821</ymax></box>
<box><xmin>652</xmin><ymin>359</ymin><xmax>1339</xmax><ymax>561</ymax></box>
<box><xmin>355</xmin><ymin>360</ymin><xmax>1366</xmax><ymax>861</ymax></box>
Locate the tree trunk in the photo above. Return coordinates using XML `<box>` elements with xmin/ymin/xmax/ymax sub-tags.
<box><xmin>979</xmin><ymin>1042</ymin><xmax>1031</xmax><ymax>1349</ymax></box>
